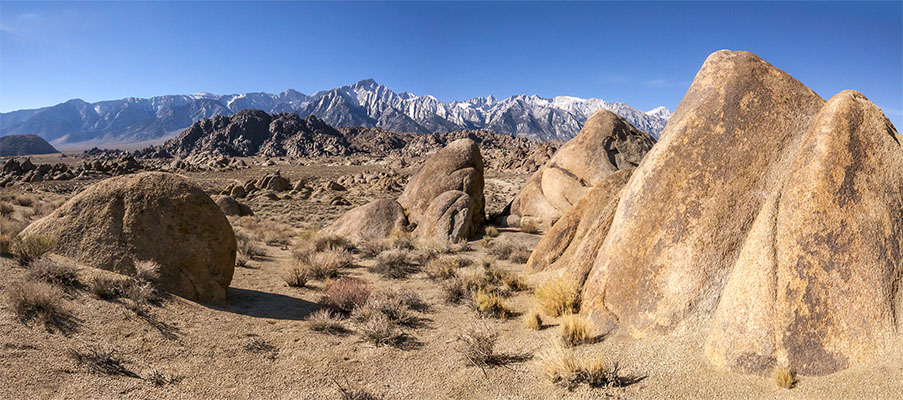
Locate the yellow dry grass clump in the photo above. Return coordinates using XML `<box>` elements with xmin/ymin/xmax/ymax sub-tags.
<box><xmin>524</xmin><ymin>309</ymin><xmax>543</xmax><ymax>330</ymax></box>
<box><xmin>534</xmin><ymin>278</ymin><xmax>579</xmax><ymax>317</ymax></box>
<box><xmin>538</xmin><ymin>341</ymin><xmax>618</xmax><ymax>389</ymax></box>
<box><xmin>559</xmin><ymin>314</ymin><xmax>592</xmax><ymax>346</ymax></box>
<box><xmin>472</xmin><ymin>289</ymin><xmax>512</xmax><ymax>319</ymax></box>
<box><xmin>774</xmin><ymin>366</ymin><xmax>796</xmax><ymax>389</ymax></box>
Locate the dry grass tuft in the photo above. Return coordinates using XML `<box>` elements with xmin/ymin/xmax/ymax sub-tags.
<box><xmin>484</xmin><ymin>226</ymin><xmax>499</xmax><ymax>237</ymax></box>
<box><xmin>456</xmin><ymin>324</ymin><xmax>500</xmax><ymax>368</ymax></box>
<box><xmin>245</xmin><ymin>337</ymin><xmax>278</xmax><ymax>355</ymax></box>
<box><xmin>472</xmin><ymin>289</ymin><xmax>512</xmax><ymax>319</ymax></box>
<box><xmin>503</xmin><ymin>274</ymin><xmax>529</xmax><ymax>292</ymax></box>
<box><xmin>11</xmin><ymin>234</ymin><xmax>57</xmax><ymax>266</ymax></box>
<box><xmin>353</xmin><ymin>288</ymin><xmax>425</xmax><ymax>327</ymax></box>
<box><xmin>7</xmin><ymin>281</ymin><xmax>76</xmax><ymax>333</ymax></box>
<box><xmin>389</xmin><ymin>229</ymin><xmax>415</xmax><ymax>250</ymax></box>
<box><xmin>147</xmin><ymin>369</ymin><xmax>177</xmax><ymax>386</ymax></box>
<box><xmin>538</xmin><ymin>342</ymin><xmax>621</xmax><ymax>390</ymax></box>
<box><xmin>284</xmin><ymin>262</ymin><xmax>311</xmax><ymax>288</ymax></box>
<box><xmin>358</xmin><ymin>240</ymin><xmax>391</xmax><ymax>258</ymax></box>
<box><xmin>525</xmin><ymin>309</ymin><xmax>543</xmax><ymax>330</ymax></box>
<box><xmin>307</xmin><ymin>309</ymin><xmax>348</xmax><ymax>334</ymax></box>
<box><xmin>334</xmin><ymin>379</ymin><xmax>381</xmax><ymax>400</ymax></box>
<box><xmin>487</xmin><ymin>239</ymin><xmax>531</xmax><ymax>263</ymax></box>
<box><xmin>91</xmin><ymin>276</ymin><xmax>126</xmax><ymax>300</ymax></box>
<box><xmin>133</xmin><ymin>260</ymin><xmax>161</xmax><ymax>283</ymax></box>
<box><xmin>235</xmin><ymin>231</ymin><xmax>265</xmax><ymax>260</ymax></box>
<box><xmin>357</xmin><ymin>312</ymin><xmax>403</xmax><ymax>346</ymax></box>
<box><xmin>534</xmin><ymin>279</ymin><xmax>580</xmax><ymax>317</ymax></box>
<box><xmin>370</xmin><ymin>249</ymin><xmax>417</xmax><ymax>279</ymax></box>
<box><xmin>299</xmin><ymin>248</ymin><xmax>352</xmax><ymax>280</ymax></box>
<box><xmin>313</xmin><ymin>234</ymin><xmax>354</xmax><ymax>252</ymax></box>
<box><xmin>322</xmin><ymin>277</ymin><xmax>370</xmax><ymax>314</ymax></box>
<box><xmin>424</xmin><ymin>255</ymin><xmax>468</xmax><ymax>280</ymax></box>
<box><xmin>774</xmin><ymin>366</ymin><xmax>796</xmax><ymax>389</ymax></box>
<box><xmin>27</xmin><ymin>257</ymin><xmax>79</xmax><ymax>288</ymax></box>
<box><xmin>442</xmin><ymin>276</ymin><xmax>469</xmax><ymax>304</ymax></box>
<box><xmin>559</xmin><ymin>314</ymin><xmax>593</xmax><ymax>346</ymax></box>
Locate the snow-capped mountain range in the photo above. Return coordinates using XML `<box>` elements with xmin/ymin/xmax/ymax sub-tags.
<box><xmin>0</xmin><ymin>79</ymin><xmax>670</xmax><ymax>146</ymax></box>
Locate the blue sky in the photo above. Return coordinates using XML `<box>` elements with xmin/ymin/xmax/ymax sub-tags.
<box><xmin>1</xmin><ymin>1</ymin><xmax>901</xmax><ymax>127</ymax></box>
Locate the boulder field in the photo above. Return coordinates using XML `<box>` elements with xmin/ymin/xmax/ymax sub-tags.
<box><xmin>527</xmin><ymin>49</ymin><xmax>902</xmax><ymax>376</ymax></box>
<box><xmin>19</xmin><ymin>172</ymin><xmax>237</xmax><ymax>304</ymax></box>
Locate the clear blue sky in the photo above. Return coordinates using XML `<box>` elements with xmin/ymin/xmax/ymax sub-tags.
<box><xmin>1</xmin><ymin>1</ymin><xmax>901</xmax><ymax>127</ymax></box>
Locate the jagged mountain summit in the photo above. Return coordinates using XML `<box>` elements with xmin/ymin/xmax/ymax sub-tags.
<box><xmin>1</xmin><ymin>80</ymin><xmax>670</xmax><ymax>146</ymax></box>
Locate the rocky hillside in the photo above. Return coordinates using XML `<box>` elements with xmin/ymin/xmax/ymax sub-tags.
<box><xmin>143</xmin><ymin>110</ymin><xmax>559</xmax><ymax>172</ymax></box>
<box><xmin>1</xmin><ymin>80</ymin><xmax>670</xmax><ymax>145</ymax></box>
<box><xmin>0</xmin><ymin>134</ymin><xmax>59</xmax><ymax>156</ymax></box>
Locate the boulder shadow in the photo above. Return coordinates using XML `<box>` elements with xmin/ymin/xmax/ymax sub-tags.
<box><xmin>216</xmin><ymin>288</ymin><xmax>319</xmax><ymax>321</ymax></box>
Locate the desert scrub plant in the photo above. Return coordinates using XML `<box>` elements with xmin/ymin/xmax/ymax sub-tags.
<box><xmin>774</xmin><ymin>366</ymin><xmax>796</xmax><ymax>389</ymax></box>
<box><xmin>559</xmin><ymin>314</ymin><xmax>593</xmax><ymax>346</ymax></box>
<box><xmin>534</xmin><ymin>278</ymin><xmax>579</xmax><ymax>317</ymax></box>
<box><xmin>283</xmin><ymin>262</ymin><xmax>311</xmax><ymax>288</ymax></box>
<box><xmin>27</xmin><ymin>257</ymin><xmax>79</xmax><ymax>288</ymax></box>
<box><xmin>357</xmin><ymin>312</ymin><xmax>403</xmax><ymax>346</ymax></box>
<box><xmin>352</xmin><ymin>289</ymin><xmax>419</xmax><ymax>327</ymax></box>
<box><xmin>425</xmin><ymin>255</ymin><xmax>468</xmax><ymax>280</ymax></box>
<box><xmin>0</xmin><ymin>202</ymin><xmax>13</xmax><ymax>216</ymax></box>
<box><xmin>235</xmin><ymin>231</ymin><xmax>265</xmax><ymax>260</ymax></box>
<box><xmin>370</xmin><ymin>249</ymin><xmax>417</xmax><ymax>279</ymax></box>
<box><xmin>322</xmin><ymin>277</ymin><xmax>370</xmax><ymax>314</ymax></box>
<box><xmin>442</xmin><ymin>275</ymin><xmax>469</xmax><ymax>303</ymax></box>
<box><xmin>312</xmin><ymin>233</ymin><xmax>354</xmax><ymax>252</ymax></box>
<box><xmin>70</xmin><ymin>346</ymin><xmax>137</xmax><ymax>377</ymax></box>
<box><xmin>509</xmin><ymin>247</ymin><xmax>532</xmax><ymax>264</ymax></box>
<box><xmin>90</xmin><ymin>276</ymin><xmax>127</xmax><ymax>300</ymax></box>
<box><xmin>472</xmin><ymin>289</ymin><xmax>512</xmax><ymax>319</ymax></box>
<box><xmin>15</xmin><ymin>195</ymin><xmax>34</xmax><ymax>207</ymax></box>
<box><xmin>388</xmin><ymin>228</ymin><xmax>415</xmax><ymax>250</ymax></box>
<box><xmin>7</xmin><ymin>281</ymin><xmax>75</xmax><ymax>333</ymax></box>
<box><xmin>11</xmin><ymin>234</ymin><xmax>57</xmax><ymax>265</ymax></box>
<box><xmin>334</xmin><ymin>379</ymin><xmax>381</xmax><ymax>400</ymax></box>
<box><xmin>147</xmin><ymin>369</ymin><xmax>177</xmax><ymax>386</ymax></box>
<box><xmin>484</xmin><ymin>225</ymin><xmax>499</xmax><ymax>238</ymax></box>
<box><xmin>456</xmin><ymin>324</ymin><xmax>501</xmax><ymax>369</ymax></box>
<box><xmin>538</xmin><ymin>342</ymin><xmax>620</xmax><ymax>390</ymax></box>
<box><xmin>307</xmin><ymin>309</ymin><xmax>348</xmax><ymax>334</ymax></box>
<box><xmin>245</xmin><ymin>337</ymin><xmax>278</xmax><ymax>354</ymax></box>
<box><xmin>487</xmin><ymin>239</ymin><xmax>530</xmax><ymax>262</ymax></box>
<box><xmin>503</xmin><ymin>274</ymin><xmax>529</xmax><ymax>292</ymax></box>
<box><xmin>302</xmin><ymin>248</ymin><xmax>353</xmax><ymax>280</ymax></box>
<box><xmin>524</xmin><ymin>309</ymin><xmax>543</xmax><ymax>330</ymax></box>
<box><xmin>133</xmin><ymin>260</ymin><xmax>161</xmax><ymax>283</ymax></box>
<box><xmin>358</xmin><ymin>240</ymin><xmax>390</xmax><ymax>258</ymax></box>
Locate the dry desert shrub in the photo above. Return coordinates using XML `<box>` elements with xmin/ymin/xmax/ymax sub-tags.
<box><xmin>90</xmin><ymin>276</ymin><xmax>127</xmax><ymax>300</ymax></box>
<box><xmin>300</xmin><ymin>248</ymin><xmax>352</xmax><ymax>280</ymax></box>
<box><xmin>525</xmin><ymin>309</ymin><xmax>543</xmax><ymax>330</ymax></box>
<box><xmin>488</xmin><ymin>239</ymin><xmax>531</xmax><ymax>263</ymax></box>
<box><xmin>358</xmin><ymin>240</ymin><xmax>391</xmax><ymax>258</ymax></box>
<box><xmin>322</xmin><ymin>277</ymin><xmax>370</xmax><ymax>314</ymax></box>
<box><xmin>11</xmin><ymin>234</ymin><xmax>57</xmax><ymax>265</ymax></box>
<box><xmin>15</xmin><ymin>195</ymin><xmax>34</xmax><ymax>207</ymax></box>
<box><xmin>312</xmin><ymin>233</ymin><xmax>354</xmax><ymax>252</ymax></box>
<box><xmin>538</xmin><ymin>342</ymin><xmax>620</xmax><ymax>390</ymax></box>
<box><xmin>27</xmin><ymin>257</ymin><xmax>79</xmax><ymax>288</ymax></box>
<box><xmin>0</xmin><ymin>202</ymin><xmax>13</xmax><ymax>216</ymax></box>
<box><xmin>8</xmin><ymin>281</ymin><xmax>76</xmax><ymax>333</ymax></box>
<box><xmin>484</xmin><ymin>225</ymin><xmax>499</xmax><ymax>237</ymax></box>
<box><xmin>133</xmin><ymin>260</ymin><xmax>161</xmax><ymax>283</ymax></box>
<box><xmin>70</xmin><ymin>346</ymin><xmax>137</xmax><ymax>377</ymax></box>
<box><xmin>442</xmin><ymin>276</ymin><xmax>469</xmax><ymax>304</ymax></box>
<box><xmin>424</xmin><ymin>255</ymin><xmax>469</xmax><ymax>280</ymax></box>
<box><xmin>147</xmin><ymin>369</ymin><xmax>177</xmax><ymax>386</ymax></box>
<box><xmin>334</xmin><ymin>379</ymin><xmax>381</xmax><ymax>400</ymax></box>
<box><xmin>559</xmin><ymin>314</ymin><xmax>593</xmax><ymax>346</ymax></box>
<box><xmin>235</xmin><ymin>230</ymin><xmax>265</xmax><ymax>260</ymax></box>
<box><xmin>472</xmin><ymin>289</ymin><xmax>512</xmax><ymax>319</ymax></box>
<box><xmin>503</xmin><ymin>274</ymin><xmax>529</xmax><ymax>292</ymax></box>
<box><xmin>0</xmin><ymin>217</ymin><xmax>28</xmax><ymax>256</ymax></box>
<box><xmin>534</xmin><ymin>278</ymin><xmax>580</xmax><ymax>317</ymax></box>
<box><xmin>284</xmin><ymin>262</ymin><xmax>311</xmax><ymax>288</ymax></box>
<box><xmin>357</xmin><ymin>312</ymin><xmax>403</xmax><ymax>346</ymax></box>
<box><xmin>307</xmin><ymin>309</ymin><xmax>348</xmax><ymax>334</ymax></box>
<box><xmin>370</xmin><ymin>249</ymin><xmax>417</xmax><ymax>279</ymax></box>
<box><xmin>456</xmin><ymin>324</ymin><xmax>500</xmax><ymax>368</ymax></box>
<box><xmin>389</xmin><ymin>228</ymin><xmax>415</xmax><ymax>250</ymax></box>
<box><xmin>774</xmin><ymin>366</ymin><xmax>796</xmax><ymax>389</ymax></box>
<box><xmin>354</xmin><ymin>290</ymin><xmax>417</xmax><ymax>327</ymax></box>
<box><xmin>520</xmin><ymin>220</ymin><xmax>541</xmax><ymax>234</ymax></box>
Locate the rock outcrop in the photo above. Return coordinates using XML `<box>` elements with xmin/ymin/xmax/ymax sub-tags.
<box><xmin>323</xmin><ymin>199</ymin><xmax>408</xmax><ymax>243</ymax></box>
<box><xmin>529</xmin><ymin>50</ymin><xmax>902</xmax><ymax>377</ymax></box>
<box><xmin>501</xmin><ymin>110</ymin><xmax>654</xmax><ymax>229</ymax></box>
<box><xmin>398</xmin><ymin>138</ymin><xmax>485</xmax><ymax>242</ymax></box>
<box><xmin>0</xmin><ymin>134</ymin><xmax>59</xmax><ymax>157</ymax></box>
<box><xmin>19</xmin><ymin>172</ymin><xmax>236</xmax><ymax>304</ymax></box>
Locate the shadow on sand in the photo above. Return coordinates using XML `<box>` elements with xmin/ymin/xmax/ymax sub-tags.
<box><xmin>215</xmin><ymin>288</ymin><xmax>319</xmax><ymax>321</ymax></box>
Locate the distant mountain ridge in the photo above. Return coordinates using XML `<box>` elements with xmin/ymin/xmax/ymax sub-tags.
<box><xmin>1</xmin><ymin>79</ymin><xmax>670</xmax><ymax>146</ymax></box>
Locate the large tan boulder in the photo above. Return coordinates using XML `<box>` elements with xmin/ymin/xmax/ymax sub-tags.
<box><xmin>552</xmin><ymin>49</ymin><xmax>903</xmax><ymax>377</ymax></box>
<box><xmin>580</xmin><ymin>50</ymin><xmax>825</xmax><ymax>336</ymax></box>
<box><xmin>524</xmin><ymin>169</ymin><xmax>633</xmax><ymax>285</ymax></box>
<box><xmin>705</xmin><ymin>91</ymin><xmax>903</xmax><ymax>375</ymax></box>
<box><xmin>20</xmin><ymin>172</ymin><xmax>236</xmax><ymax>304</ymax></box>
<box><xmin>398</xmin><ymin>138</ymin><xmax>484</xmax><ymax>240</ymax></box>
<box><xmin>412</xmin><ymin>190</ymin><xmax>475</xmax><ymax>244</ymax></box>
<box><xmin>503</xmin><ymin>110</ymin><xmax>654</xmax><ymax>230</ymax></box>
<box><xmin>323</xmin><ymin>198</ymin><xmax>408</xmax><ymax>243</ymax></box>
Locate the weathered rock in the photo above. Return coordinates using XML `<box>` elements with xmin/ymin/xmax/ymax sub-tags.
<box><xmin>704</xmin><ymin>91</ymin><xmax>903</xmax><ymax>376</ymax></box>
<box><xmin>502</xmin><ymin>110</ymin><xmax>655</xmax><ymax>229</ymax></box>
<box><xmin>524</xmin><ymin>169</ymin><xmax>634</xmax><ymax>285</ymax></box>
<box><xmin>397</xmin><ymin>138</ymin><xmax>484</xmax><ymax>239</ymax></box>
<box><xmin>324</xmin><ymin>199</ymin><xmax>409</xmax><ymax>243</ymax></box>
<box><xmin>263</xmin><ymin>171</ymin><xmax>291</xmax><ymax>192</ymax></box>
<box><xmin>412</xmin><ymin>190</ymin><xmax>476</xmax><ymax>244</ymax></box>
<box><xmin>230</xmin><ymin>185</ymin><xmax>246</xmax><ymax>199</ymax></box>
<box><xmin>215</xmin><ymin>195</ymin><xmax>241</xmax><ymax>216</ymax></box>
<box><xmin>19</xmin><ymin>172</ymin><xmax>236</xmax><ymax>304</ymax></box>
<box><xmin>580</xmin><ymin>50</ymin><xmax>826</xmax><ymax>338</ymax></box>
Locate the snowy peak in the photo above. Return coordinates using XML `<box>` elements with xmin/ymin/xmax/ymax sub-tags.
<box><xmin>1</xmin><ymin>80</ymin><xmax>672</xmax><ymax>145</ymax></box>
